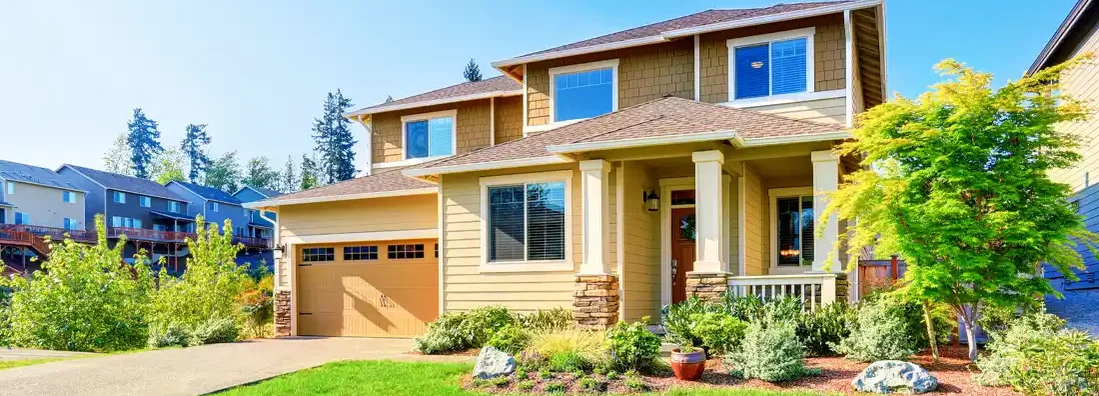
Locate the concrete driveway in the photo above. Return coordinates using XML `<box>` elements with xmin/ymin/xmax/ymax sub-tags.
<box><xmin>0</xmin><ymin>337</ymin><xmax>472</xmax><ymax>396</ymax></box>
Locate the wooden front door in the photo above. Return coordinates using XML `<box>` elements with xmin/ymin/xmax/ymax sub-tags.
<box><xmin>671</xmin><ymin>207</ymin><xmax>696</xmax><ymax>304</ymax></box>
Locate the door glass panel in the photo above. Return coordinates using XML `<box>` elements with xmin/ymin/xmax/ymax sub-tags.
<box><xmin>777</xmin><ymin>197</ymin><xmax>801</xmax><ymax>265</ymax></box>
<box><xmin>679</xmin><ymin>213</ymin><xmax>696</xmax><ymax>241</ymax></box>
<box><xmin>670</xmin><ymin>190</ymin><xmax>696</xmax><ymax>205</ymax></box>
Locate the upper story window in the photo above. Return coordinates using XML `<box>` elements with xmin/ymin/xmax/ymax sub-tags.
<box><xmin>168</xmin><ymin>201</ymin><xmax>181</xmax><ymax>213</ymax></box>
<box><xmin>549</xmin><ymin>59</ymin><xmax>619</xmax><ymax>122</ymax></box>
<box><xmin>480</xmin><ymin>170</ymin><xmax>571</xmax><ymax>269</ymax></box>
<box><xmin>728</xmin><ymin>28</ymin><xmax>815</xmax><ymax>101</ymax></box>
<box><xmin>139</xmin><ymin>196</ymin><xmax>151</xmax><ymax>208</ymax></box>
<box><xmin>113</xmin><ymin>191</ymin><xmax>126</xmax><ymax>204</ymax></box>
<box><xmin>62</xmin><ymin>191</ymin><xmax>77</xmax><ymax>203</ymax></box>
<box><xmin>5</xmin><ymin>181</ymin><xmax>13</xmax><ymax>195</ymax></box>
<box><xmin>111</xmin><ymin>216</ymin><xmax>142</xmax><ymax>229</ymax></box>
<box><xmin>402</xmin><ymin>110</ymin><xmax>456</xmax><ymax>160</ymax></box>
<box><xmin>208</xmin><ymin>202</ymin><xmax>219</xmax><ymax>213</ymax></box>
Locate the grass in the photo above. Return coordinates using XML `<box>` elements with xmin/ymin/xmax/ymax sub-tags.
<box><xmin>216</xmin><ymin>360</ymin><xmax>831</xmax><ymax>396</ymax></box>
<box><xmin>0</xmin><ymin>357</ymin><xmax>74</xmax><ymax>370</ymax></box>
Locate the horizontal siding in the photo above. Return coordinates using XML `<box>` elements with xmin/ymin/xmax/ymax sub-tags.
<box><xmin>1051</xmin><ymin>23</ymin><xmax>1099</xmax><ymax>193</ymax></box>
<box><xmin>621</xmin><ymin>163</ymin><xmax>660</xmax><ymax>323</ymax></box>
<box><xmin>745</xmin><ymin>96</ymin><xmax>847</xmax><ymax>125</ymax></box>
<box><xmin>743</xmin><ymin>165</ymin><xmax>765</xmax><ymax>275</ymax></box>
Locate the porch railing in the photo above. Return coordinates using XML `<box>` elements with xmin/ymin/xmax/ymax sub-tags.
<box><xmin>727</xmin><ymin>273</ymin><xmax>846</xmax><ymax>310</ymax></box>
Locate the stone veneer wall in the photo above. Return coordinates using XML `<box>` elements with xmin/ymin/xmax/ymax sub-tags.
<box><xmin>573</xmin><ymin>275</ymin><xmax>620</xmax><ymax>330</ymax></box>
<box><xmin>275</xmin><ymin>290</ymin><xmax>291</xmax><ymax>337</ymax></box>
<box><xmin>685</xmin><ymin>272</ymin><xmax>730</xmax><ymax>302</ymax></box>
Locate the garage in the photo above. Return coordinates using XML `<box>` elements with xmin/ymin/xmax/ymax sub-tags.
<box><xmin>295</xmin><ymin>239</ymin><xmax>438</xmax><ymax>337</ymax></box>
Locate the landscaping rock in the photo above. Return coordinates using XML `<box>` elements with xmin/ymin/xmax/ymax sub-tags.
<box><xmin>852</xmin><ymin>360</ymin><xmax>938</xmax><ymax>394</ymax></box>
<box><xmin>472</xmin><ymin>346</ymin><xmax>515</xmax><ymax>380</ymax></box>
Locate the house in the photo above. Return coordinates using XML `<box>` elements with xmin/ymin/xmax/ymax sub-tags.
<box><xmin>233</xmin><ymin>185</ymin><xmax>283</xmax><ymax>239</ymax></box>
<box><xmin>0</xmin><ymin>159</ymin><xmax>87</xmax><ymax>231</ymax></box>
<box><xmin>1028</xmin><ymin>0</ymin><xmax>1099</xmax><ymax>335</ymax></box>
<box><xmin>166</xmin><ymin>181</ymin><xmax>251</xmax><ymax>236</ymax></box>
<box><xmin>247</xmin><ymin>0</ymin><xmax>887</xmax><ymax>338</ymax></box>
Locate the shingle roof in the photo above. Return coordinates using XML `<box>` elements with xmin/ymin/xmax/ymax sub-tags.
<box><xmin>0</xmin><ymin>159</ymin><xmax>87</xmax><ymax>192</ymax></box>
<box><xmin>515</xmin><ymin>2</ymin><xmax>852</xmax><ymax>58</ymax></box>
<box><xmin>170</xmin><ymin>181</ymin><xmax>242</xmax><ymax>205</ymax></box>
<box><xmin>61</xmin><ymin>164</ymin><xmax>188</xmax><ymax>201</ymax></box>
<box><xmin>416</xmin><ymin>96</ymin><xmax>847</xmax><ymax>170</ymax></box>
<box><xmin>345</xmin><ymin>75</ymin><xmax>522</xmax><ymax>117</ymax></box>
<box><xmin>245</xmin><ymin>185</ymin><xmax>283</xmax><ymax>198</ymax></box>
<box><xmin>255</xmin><ymin>166</ymin><xmax>435</xmax><ymax>205</ymax></box>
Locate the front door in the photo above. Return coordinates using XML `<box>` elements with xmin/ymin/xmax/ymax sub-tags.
<box><xmin>671</xmin><ymin>207</ymin><xmax>696</xmax><ymax>304</ymax></box>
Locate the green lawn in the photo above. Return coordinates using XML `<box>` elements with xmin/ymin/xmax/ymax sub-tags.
<box><xmin>0</xmin><ymin>357</ymin><xmax>73</xmax><ymax>370</ymax></box>
<box><xmin>216</xmin><ymin>360</ymin><xmax>830</xmax><ymax>396</ymax></box>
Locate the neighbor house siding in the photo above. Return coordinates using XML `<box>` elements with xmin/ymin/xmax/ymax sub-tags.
<box><xmin>441</xmin><ymin>164</ymin><xmax>583</xmax><ymax>313</ymax></box>
<box><xmin>371</xmin><ymin>100</ymin><xmax>493</xmax><ymax>164</ymax></box>
<box><xmin>2</xmin><ymin>181</ymin><xmax>84</xmax><ymax>229</ymax></box>
<box><xmin>1051</xmin><ymin>22</ymin><xmax>1099</xmax><ymax>192</ymax></box>
<box><xmin>275</xmin><ymin>194</ymin><xmax>438</xmax><ymax>289</ymax></box>
<box><xmin>742</xmin><ymin>165</ymin><xmax>765</xmax><ymax>276</ymax></box>
<box><xmin>621</xmin><ymin>162</ymin><xmax>660</xmax><ymax>323</ymax></box>
<box><xmin>493</xmin><ymin>95</ymin><xmax>524</xmax><ymax>144</ymax></box>
<box><xmin>525</xmin><ymin>40</ymin><xmax>695</xmax><ymax>127</ymax></box>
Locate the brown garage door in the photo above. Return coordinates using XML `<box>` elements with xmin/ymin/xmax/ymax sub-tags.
<box><xmin>296</xmin><ymin>239</ymin><xmax>438</xmax><ymax>337</ymax></box>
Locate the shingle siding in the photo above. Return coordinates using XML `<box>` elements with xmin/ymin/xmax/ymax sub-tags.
<box><xmin>371</xmin><ymin>99</ymin><xmax>497</xmax><ymax>164</ymax></box>
<box><xmin>493</xmin><ymin>95</ymin><xmax>524</xmax><ymax>144</ymax></box>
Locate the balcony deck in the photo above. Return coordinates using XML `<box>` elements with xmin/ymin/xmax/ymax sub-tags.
<box><xmin>0</xmin><ymin>224</ymin><xmax>271</xmax><ymax>250</ymax></box>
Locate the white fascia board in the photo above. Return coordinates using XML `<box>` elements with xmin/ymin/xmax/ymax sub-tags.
<box><xmin>661</xmin><ymin>0</ymin><xmax>883</xmax><ymax>38</ymax></box>
<box><xmin>546</xmin><ymin>130</ymin><xmax>741</xmax><ymax>154</ymax></box>
<box><xmin>402</xmin><ymin>156</ymin><xmax>572</xmax><ymax>178</ymax></box>
<box><xmin>734</xmin><ymin>131</ymin><xmax>852</xmax><ymax>148</ymax></box>
<box><xmin>490</xmin><ymin>36</ymin><xmax>668</xmax><ymax>69</ymax></box>
<box><xmin>342</xmin><ymin>90</ymin><xmax>523</xmax><ymax>119</ymax></box>
<box><xmin>244</xmin><ymin>187</ymin><xmax>438</xmax><ymax>208</ymax></box>
<box><xmin>281</xmin><ymin>228</ymin><xmax>438</xmax><ymax>245</ymax></box>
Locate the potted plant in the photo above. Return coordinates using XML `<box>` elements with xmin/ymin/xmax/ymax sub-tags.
<box><xmin>669</xmin><ymin>340</ymin><xmax>706</xmax><ymax>381</ymax></box>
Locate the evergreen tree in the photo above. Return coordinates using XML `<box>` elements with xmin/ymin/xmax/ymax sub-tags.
<box><xmin>311</xmin><ymin>90</ymin><xmax>357</xmax><ymax>183</ymax></box>
<box><xmin>103</xmin><ymin>132</ymin><xmax>135</xmax><ymax>176</ymax></box>
<box><xmin>385</xmin><ymin>95</ymin><xmax>394</xmax><ymax>103</ymax></box>
<box><xmin>126</xmin><ymin>108</ymin><xmax>163</xmax><ymax>179</ymax></box>
<box><xmin>148</xmin><ymin>147</ymin><xmax>188</xmax><ymax>185</ymax></box>
<box><xmin>300</xmin><ymin>154</ymin><xmax>320</xmax><ymax>191</ymax></box>
<box><xmin>180</xmin><ymin>124</ymin><xmax>211</xmax><ymax>183</ymax></box>
<box><xmin>204</xmin><ymin>151</ymin><xmax>242</xmax><ymax>193</ymax></box>
<box><xmin>280</xmin><ymin>155</ymin><xmax>298</xmax><ymax>193</ymax></box>
<box><xmin>241</xmin><ymin>156</ymin><xmax>279</xmax><ymax>191</ymax></box>
<box><xmin>463</xmin><ymin>58</ymin><xmax>482</xmax><ymax>82</ymax></box>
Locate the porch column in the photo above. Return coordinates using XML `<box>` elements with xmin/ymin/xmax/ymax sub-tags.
<box><xmin>688</xmin><ymin>150</ymin><xmax>729</xmax><ymax>301</ymax></box>
<box><xmin>574</xmin><ymin>159</ymin><xmax>618</xmax><ymax>329</ymax></box>
<box><xmin>812</xmin><ymin>150</ymin><xmax>841</xmax><ymax>273</ymax></box>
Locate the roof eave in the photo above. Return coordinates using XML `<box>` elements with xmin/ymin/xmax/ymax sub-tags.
<box><xmin>546</xmin><ymin>130</ymin><xmax>741</xmax><ymax>154</ymax></box>
<box><xmin>733</xmin><ymin>131</ymin><xmax>852</xmax><ymax>148</ymax></box>
<box><xmin>1028</xmin><ymin>0</ymin><xmax>1094</xmax><ymax>75</ymax></box>
<box><xmin>342</xmin><ymin>89</ymin><xmax>524</xmax><ymax>119</ymax></box>
<box><xmin>403</xmin><ymin>156</ymin><xmax>573</xmax><ymax>178</ymax></box>
<box><xmin>245</xmin><ymin>187</ymin><xmax>438</xmax><ymax>208</ymax></box>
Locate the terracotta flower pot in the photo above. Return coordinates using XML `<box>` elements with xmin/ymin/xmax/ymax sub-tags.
<box><xmin>670</xmin><ymin>347</ymin><xmax>706</xmax><ymax>381</ymax></box>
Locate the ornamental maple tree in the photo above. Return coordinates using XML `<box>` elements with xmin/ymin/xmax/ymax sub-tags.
<box><xmin>823</xmin><ymin>57</ymin><xmax>1097</xmax><ymax>361</ymax></box>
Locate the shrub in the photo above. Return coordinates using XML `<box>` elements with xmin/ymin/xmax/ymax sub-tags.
<box><xmin>797</xmin><ymin>302</ymin><xmax>856</xmax><ymax>357</ymax></box>
<box><xmin>518</xmin><ymin>308</ymin><xmax>573</xmax><ymax>331</ymax></box>
<box><xmin>2</xmin><ymin>217</ymin><xmax>155</xmax><ymax>352</ymax></box>
<box><xmin>834</xmin><ymin>298</ymin><xmax>918</xmax><ymax>361</ymax></box>
<box><xmin>577</xmin><ymin>376</ymin><xmax>605</xmax><ymax>392</ymax></box>
<box><xmin>691</xmin><ymin>311</ymin><xmax>747</xmax><ymax>357</ymax></box>
<box><xmin>517</xmin><ymin>380</ymin><xmax>536</xmax><ymax>391</ymax></box>
<box><xmin>526</xmin><ymin>329</ymin><xmax>608</xmax><ymax>371</ymax></box>
<box><xmin>148</xmin><ymin>323</ymin><xmax>193</xmax><ymax>348</ymax></box>
<box><xmin>605</xmin><ymin>370</ymin><xmax>618</xmax><ymax>380</ymax></box>
<box><xmin>539</xmin><ymin>369</ymin><xmax>553</xmax><ymax>379</ymax></box>
<box><xmin>662</xmin><ymin>296</ymin><xmax>719</xmax><ymax>348</ymax></box>
<box><xmin>192</xmin><ymin>316</ymin><xmax>240</xmax><ymax>345</ymax></box>
<box><xmin>0</xmin><ymin>287</ymin><xmax>11</xmax><ymax>347</ymax></box>
<box><xmin>237</xmin><ymin>289</ymin><xmax>273</xmax><ymax>339</ymax></box>
<box><xmin>726</xmin><ymin>322</ymin><xmax>818</xmax><ymax>383</ymax></box>
<box><xmin>605</xmin><ymin>318</ymin><xmax>661</xmax><ymax>371</ymax></box>
<box><xmin>663</xmin><ymin>297</ymin><xmax>747</xmax><ymax>356</ymax></box>
<box><xmin>892</xmin><ymin>298</ymin><xmax>954</xmax><ymax>348</ymax></box>
<box><xmin>975</xmin><ymin>313</ymin><xmax>1099</xmax><ymax>394</ymax></box>
<box><xmin>486</xmin><ymin>325</ymin><xmax>531</xmax><ymax>355</ymax></box>
<box><xmin>414</xmin><ymin>305</ymin><xmax>517</xmax><ymax>354</ymax></box>
<box><xmin>515</xmin><ymin>368</ymin><xmax>529</xmax><ymax>380</ymax></box>
<box><xmin>544</xmin><ymin>381</ymin><xmax>566</xmax><ymax>393</ymax></box>
<box><xmin>548</xmin><ymin>352</ymin><xmax>587</xmax><ymax>372</ymax></box>
<box><xmin>624</xmin><ymin>375</ymin><xmax>647</xmax><ymax>392</ymax></box>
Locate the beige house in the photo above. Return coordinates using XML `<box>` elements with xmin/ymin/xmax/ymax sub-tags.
<box><xmin>0</xmin><ymin>159</ymin><xmax>86</xmax><ymax>231</ymax></box>
<box><xmin>248</xmin><ymin>0</ymin><xmax>888</xmax><ymax>338</ymax></box>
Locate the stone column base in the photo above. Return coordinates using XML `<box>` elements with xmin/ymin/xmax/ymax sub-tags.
<box><xmin>573</xmin><ymin>275</ymin><xmax>619</xmax><ymax>330</ymax></box>
<box><xmin>686</xmin><ymin>272</ymin><xmax>730</xmax><ymax>302</ymax></box>
<box><xmin>274</xmin><ymin>290</ymin><xmax>292</xmax><ymax>337</ymax></box>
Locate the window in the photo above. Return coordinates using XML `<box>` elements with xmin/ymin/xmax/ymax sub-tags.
<box><xmin>111</xmin><ymin>216</ymin><xmax>142</xmax><ymax>229</ymax></box>
<box><xmin>5</xmin><ymin>181</ymin><xmax>13</xmax><ymax>195</ymax></box>
<box><xmin>775</xmin><ymin>195</ymin><xmax>814</xmax><ymax>266</ymax></box>
<box><xmin>244</xmin><ymin>208</ymin><xmax>250</xmax><ymax>218</ymax></box>
<box><xmin>728</xmin><ymin>28</ymin><xmax>814</xmax><ymax>101</ymax></box>
<box><xmin>487</xmin><ymin>181</ymin><xmax>567</xmax><ymax>262</ymax></box>
<box><xmin>344</xmin><ymin>245</ymin><xmax>379</xmax><ymax>261</ymax></box>
<box><xmin>14</xmin><ymin>212</ymin><xmax>29</xmax><ymax>225</ymax></box>
<box><xmin>113</xmin><ymin>191</ymin><xmax>126</xmax><ymax>203</ymax></box>
<box><xmin>168</xmin><ymin>201</ymin><xmax>181</xmax><ymax>213</ymax></box>
<box><xmin>62</xmin><ymin>191</ymin><xmax>77</xmax><ymax>203</ymax></box>
<box><xmin>153</xmin><ymin>224</ymin><xmax>167</xmax><ymax>231</ymax></box>
<box><xmin>63</xmin><ymin>218</ymin><xmax>79</xmax><ymax>230</ymax></box>
<box><xmin>549</xmin><ymin>60</ymin><xmax>618</xmax><ymax>122</ymax></box>
<box><xmin>402</xmin><ymin>110</ymin><xmax>456</xmax><ymax>160</ymax></box>
<box><xmin>139</xmin><ymin>196</ymin><xmax>151</xmax><ymax>208</ymax></box>
<box><xmin>208</xmin><ymin>202</ymin><xmax>219</xmax><ymax>213</ymax></box>
<box><xmin>387</xmin><ymin>244</ymin><xmax>425</xmax><ymax>259</ymax></box>
<box><xmin>301</xmin><ymin>247</ymin><xmax>334</xmax><ymax>263</ymax></box>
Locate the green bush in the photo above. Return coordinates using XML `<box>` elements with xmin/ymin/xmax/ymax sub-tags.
<box><xmin>2</xmin><ymin>217</ymin><xmax>155</xmax><ymax>352</ymax></box>
<box><xmin>517</xmin><ymin>380</ymin><xmax>536</xmax><ymax>391</ymax></box>
<box><xmin>577</xmin><ymin>376</ymin><xmax>605</xmax><ymax>392</ymax></box>
<box><xmin>544</xmin><ymin>381</ymin><xmax>566</xmax><ymax>393</ymax></box>
<box><xmin>834</xmin><ymin>298</ymin><xmax>918</xmax><ymax>361</ymax></box>
<box><xmin>192</xmin><ymin>316</ymin><xmax>240</xmax><ymax>345</ymax></box>
<box><xmin>605</xmin><ymin>318</ymin><xmax>661</xmax><ymax>371</ymax></box>
<box><xmin>148</xmin><ymin>323</ymin><xmax>193</xmax><ymax>348</ymax></box>
<box><xmin>605</xmin><ymin>370</ymin><xmax>618</xmax><ymax>380</ymax></box>
<box><xmin>414</xmin><ymin>305</ymin><xmax>518</xmax><ymax>354</ymax></box>
<box><xmin>548</xmin><ymin>351</ymin><xmax>588</xmax><ymax>372</ymax></box>
<box><xmin>486</xmin><ymin>325</ymin><xmax>531</xmax><ymax>355</ymax></box>
<box><xmin>691</xmin><ymin>311</ymin><xmax>747</xmax><ymax>357</ymax></box>
<box><xmin>518</xmin><ymin>308</ymin><xmax>573</xmax><ymax>331</ymax></box>
<box><xmin>526</xmin><ymin>329</ymin><xmax>607</xmax><ymax>370</ymax></box>
<box><xmin>796</xmin><ymin>302</ymin><xmax>856</xmax><ymax>357</ymax></box>
<box><xmin>624</xmin><ymin>375</ymin><xmax>647</xmax><ymax>392</ymax></box>
<box><xmin>0</xmin><ymin>288</ymin><xmax>11</xmax><ymax>347</ymax></box>
<box><xmin>663</xmin><ymin>296</ymin><xmax>719</xmax><ymax>348</ymax></box>
<box><xmin>726</xmin><ymin>321</ymin><xmax>818</xmax><ymax>383</ymax></box>
<box><xmin>975</xmin><ymin>313</ymin><xmax>1099</xmax><ymax>394</ymax></box>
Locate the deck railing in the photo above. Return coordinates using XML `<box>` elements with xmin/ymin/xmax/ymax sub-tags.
<box><xmin>727</xmin><ymin>273</ymin><xmax>846</xmax><ymax>309</ymax></box>
<box><xmin>0</xmin><ymin>224</ymin><xmax>96</xmax><ymax>243</ymax></box>
<box><xmin>0</xmin><ymin>225</ymin><xmax>51</xmax><ymax>255</ymax></box>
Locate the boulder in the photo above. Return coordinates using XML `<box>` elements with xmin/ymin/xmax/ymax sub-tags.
<box><xmin>472</xmin><ymin>346</ymin><xmax>515</xmax><ymax>380</ymax></box>
<box><xmin>852</xmin><ymin>360</ymin><xmax>938</xmax><ymax>394</ymax></box>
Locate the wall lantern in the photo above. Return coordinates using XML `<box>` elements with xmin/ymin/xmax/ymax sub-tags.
<box><xmin>644</xmin><ymin>189</ymin><xmax>660</xmax><ymax>212</ymax></box>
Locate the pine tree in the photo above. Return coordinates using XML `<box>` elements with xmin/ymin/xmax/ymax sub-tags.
<box><xmin>384</xmin><ymin>95</ymin><xmax>394</xmax><ymax>103</ymax></box>
<box><xmin>311</xmin><ymin>90</ymin><xmax>357</xmax><ymax>183</ymax></box>
<box><xmin>241</xmin><ymin>156</ymin><xmax>279</xmax><ymax>191</ymax></box>
<box><xmin>463</xmin><ymin>58</ymin><xmax>482</xmax><ymax>82</ymax></box>
<box><xmin>204</xmin><ymin>151</ymin><xmax>242</xmax><ymax>193</ymax></box>
<box><xmin>180</xmin><ymin>124</ymin><xmax>211</xmax><ymax>183</ymax></box>
<box><xmin>300</xmin><ymin>154</ymin><xmax>319</xmax><ymax>191</ymax></box>
<box><xmin>280</xmin><ymin>155</ymin><xmax>298</xmax><ymax>193</ymax></box>
<box><xmin>126</xmin><ymin>108</ymin><xmax>163</xmax><ymax>179</ymax></box>
<box><xmin>103</xmin><ymin>132</ymin><xmax>135</xmax><ymax>176</ymax></box>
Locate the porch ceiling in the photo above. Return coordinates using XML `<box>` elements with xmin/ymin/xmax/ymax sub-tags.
<box><xmin>746</xmin><ymin>156</ymin><xmax>813</xmax><ymax>179</ymax></box>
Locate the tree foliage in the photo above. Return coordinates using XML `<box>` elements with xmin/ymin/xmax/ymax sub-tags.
<box><xmin>823</xmin><ymin>58</ymin><xmax>1098</xmax><ymax>361</ymax></box>
<box><xmin>311</xmin><ymin>90</ymin><xmax>357</xmax><ymax>183</ymax></box>
<box><xmin>280</xmin><ymin>155</ymin><xmax>298</xmax><ymax>193</ymax></box>
<box><xmin>241</xmin><ymin>156</ymin><xmax>279</xmax><ymax>191</ymax></box>
<box><xmin>205</xmin><ymin>151</ymin><xmax>242</xmax><ymax>192</ymax></box>
<box><xmin>464</xmin><ymin>58</ymin><xmax>483</xmax><ymax>82</ymax></box>
<box><xmin>149</xmin><ymin>147</ymin><xmax>188</xmax><ymax>185</ymax></box>
<box><xmin>126</xmin><ymin>108</ymin><xmax>164</xmax><ymax>179</ymax></box>
<box><xmin>103</xmin><ymin>132</ymin><xmax>135</xmax><ymax>176</ymax></box>
<box><xmin>181</xmin><ymin>124</ymin><xmax>212</xmax><ymax>183</ymax></box>
<box><xmin>300</xmin><ymin>154</ymin><xmax>321</xmax><ymax>191</ymax></box>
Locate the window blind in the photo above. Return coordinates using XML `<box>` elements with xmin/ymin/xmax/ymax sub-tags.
<box><xmin>526</xmin><ymin>182</ymin><xmax>566</xmax><ymax>261</ymax></box>
<box><xmin>799</xmin><ymin>196</ymin><xmax>814</xmax><ymax>261</ymax></box>
<box><xmin>734</xmin><ymin>44</ymin><xmax>770</xmax><ymax>99</ymax></box>
<box><xmin>771</xmin><ymin>38</ymin><xmax>808</xmax><ymax>95</ymax></box>
<box><xmin>488</xmin><ymin>185</ymin><xmax>525</xmax><ymax>261</ymax></box>
<box><xmin>406</xmin><ymin>120</ymin><xmax>430</xmax><ymax>159</ymax></box>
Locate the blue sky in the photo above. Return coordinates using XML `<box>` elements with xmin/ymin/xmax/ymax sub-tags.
<box><xmin>0</xmin><ymin>0</ymin><xmax>1076</xmax><ymax>171</ymax></box>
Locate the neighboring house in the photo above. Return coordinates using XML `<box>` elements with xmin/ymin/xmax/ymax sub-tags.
<box><xmin>233</xmin><ymin>185</ymin><xmax>283</xmax><ymax>239</ymax></box>
<box><xmin>0</xmin><ymin>159</ymin><xmax>87</xmax><ymax>231</ymax></box>
<box><xmin>166</xmin><ymin>181</ymin><xmax>251</xmax><ymax>236</ymax></box>
<box><xmin>1028</xmin><ymin>0</ymin><xmax>1099</xmax><ymax>335</ymax></box>
<box><xmin>248</xmin><ymin>0</ymin><xmax>887</xmax><ymax>338</ymax></box>
<box><xmin>58</xmin><ymin>164</ymin><xmax>193</xmax><ymax>233</ymax></box>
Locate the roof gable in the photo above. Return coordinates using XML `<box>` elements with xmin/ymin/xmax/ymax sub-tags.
<box><xmin>61</xmin><ymin>165</ymin><xmax>188</xmax><ymax>201</ymax></box>
<box><xmin>169</xmin><ymin>181</ymin><xmax>242</xmax><ymax>205</ymax></box>
<box><xmin>344</xmin><ymin>75</ymin><xmax>522</xmax><ymax>118</ymax></box>
<box><xmin>0</xmin><ymin>159</ymin><xmax>86</xmax><ymax>192</ymax></box>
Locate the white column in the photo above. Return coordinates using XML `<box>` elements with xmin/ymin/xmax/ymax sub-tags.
<box><xmin>812</xmin><ymin>150</ymin><xmax>841</xmax><ymax>272</ymax></box>
<box><xmin>579</xmin><ymin>159</ymin><xmax>612</xmax><ymax>275</ymax></box>
<box><xmin>692</xmin><ymin>150</ymin><xmax>726</xmax><ymax>273</ymax></box>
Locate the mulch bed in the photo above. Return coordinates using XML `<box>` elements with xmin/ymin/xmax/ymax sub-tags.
<box><xmin>463</xmin><ymin>346</ymin><xmax>1021</xmax><ymax>395</ymax></box>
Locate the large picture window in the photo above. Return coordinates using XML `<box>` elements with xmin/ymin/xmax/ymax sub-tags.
<box><xmin>728</xmin><ymin>28</ymin><xmax>814</xmax><ymax>101</ymax></box>
<box><xmin>550</xmin><ymin>60</ymin><xmax>618</xmax><ymax>123</ymax></box>
<box><xmin>403</xmin><ymin>110</ymin><xmax>456</xmax><ymax>160</ymax></box>
<box><xmin>775</xmin><ymin>195</ymin><xmax>814</xmax><ymax>266</ymax></box>
<box><xmin>487</xmin><ymin>181</ymin><xmax>567</xmax><ymax>263</ymax></box>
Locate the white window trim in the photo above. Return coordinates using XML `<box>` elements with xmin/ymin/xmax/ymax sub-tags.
<box><xmin>63</xmin><ymin>190</ymin><xmax>77</xmax><ymax>203</ymax></box>
<box><xmin>400</xmin><ymin>109</ymin><xmax>458</xmax><ymax>162</ymax></box>
<box><xmin>114</xmin><ymin>191</ymin><xmax>126</xmax><ymax>204</ymax></box>
<box><xmin>5</xmin><ymin>181</ymin><xmax>13</xmax><ymax>195</ymax></box>
<box><xmin>15</xmin><ymin>212</ymin><xmax>28</xmax><ymax>225</ymax></box>
<box><xmin>478</xmin><ymin>170</ymin><xmax>574</xmax><ymax>273</ymax></box>
<box><xmin>139</xmin><ymin>196</ymin><xmax>151</xmax><ymax>208</ymax></box>
<box><xmin>726</xmin><ymin>27</ymin><xmax>816</xmax><ymax>103</ymax></box>
<box><xmin>768</xmin><ymin>186</ymin><xmax>814</xmax><ymax>275</ymax></box>
<box><xmin>168</xmin><ymin>201</ymin><xmax>181</xmax><ymax>213</ymax></box>
<box><xmin>210</xmin><ymin>201</ymin><xmax>219</xmax><ymax>213</ymax></box>
<box><xmin>548</xmin><ymin>59</ymin><xmax>620</xmax><ymax>124</ymax></box>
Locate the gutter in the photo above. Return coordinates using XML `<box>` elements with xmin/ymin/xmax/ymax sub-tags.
<box><xmin>545</xmin><ymin>130</ymin><xmax>741</xmax><ymax>154</ymax></box>
<box><xmin>342</xmin><ymin>89</ymin><xmax>524</xmax><ymax>119</ymax></box>
<box><xmin>1028</xmin><ymin>0</ymin><xmax>1095</xmax><ymax>75</ymax></box>
<box><xmin>244</xmin><ymin>187</ymin><xmax>438</xmax><ymax>208</ymax></box>
<box><xmin>401</xmin><ymin>156</ymin><xmax>572</xmax><ymax>178</ymax></box>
